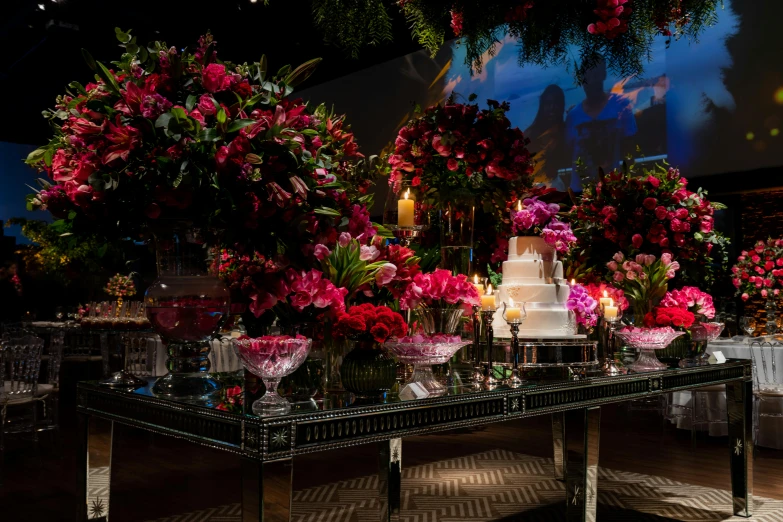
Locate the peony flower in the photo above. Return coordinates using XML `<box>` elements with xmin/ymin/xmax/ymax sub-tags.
<box><xmin>202</xmin><ymin>63</ymin><xmax>227</xmax><ymax>93</ymax></box>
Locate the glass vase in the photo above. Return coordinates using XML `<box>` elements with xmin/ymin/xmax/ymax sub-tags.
<box><xmin>417</xmin><ymin>307</ymin><xmax>465</xmax><ymax>336</ymax></box>
<box><xmin>766</xmin><ymin>299</ymin><xmax>778</xmax><ymax>335</ymax></box>
<box><xmin>439</xmin><ymin>190</ymin><xmax>475</xmax><ymax>276</ymax></box>
<box><xmin>340</xmin><ymin>340</ymin><xmax>397</xmax><ymax>398</ymax></box>
<box><xmin>145</xmin><ymin>224</ymin><xmax>230</xmax><ymax>401</ymax></box>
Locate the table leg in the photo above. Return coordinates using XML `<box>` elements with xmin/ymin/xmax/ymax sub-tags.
<box><xmin>241</xmin><ymin>458</ymin><xmax>293</xmax><ymax>522</ymax></box>
<box><xmin>564</xmin><ymin>407</ymin><xmax>601</xmax><ymax>522</ymax></box>
<box><xmin>726</xmin><ymin>380</ymin><xmax>753</xmax><ymax>517</ymax></box>
<box><xmin>77</xmin><ymin>413</ymin><xmax>114</xmax><ymax>521</ymax></box>
<box><xmin>552</xmin><ymin>412</ymin><xmax>565</xmax><ymax>481</ymax></box>
<box><xmin>379</xmin><ymin>438</ymin><xmax>402</xmax><ymax>522</ymax></box>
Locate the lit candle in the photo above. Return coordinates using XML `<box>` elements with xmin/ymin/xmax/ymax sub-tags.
<box><xmin>481</xmin><ymin>284</ymin><xmax>496</xmax><ymax>311</ymax></box>
<box><xmin>599</xmin><ymin>290</ymin><xmax>612</xmax><ymax>308</ymax></box>
<box><xmin>517</xmin><ymin>200</ymin><xmax>522</xmax><ymax>212</ymax></box>
<box><xmin>570</xmin><ymin>278</ymin><xmax>576</xmax><ymax>287</ymax></box>
<box><xmin>397</xmin><ymin>189</ymin><xmax>415</xmax><ymax>227</ymax></box>
<box><xmin>603</xmin><ymin>298</ymin><xmax>618</xmax><ymax>319</ymax></box>
<box><xmin>505</xmin><ymin>297</ymin><xmax>522</xmax><ymax>321</ymax></box>
<box><xmin>473</xmin><ymin>274</ymin><xmax>484</xmax><ymax>295</ymax></box>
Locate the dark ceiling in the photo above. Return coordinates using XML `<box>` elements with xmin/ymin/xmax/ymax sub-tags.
<box><xmin>1</xmin><ymin>0</ymin><xmax>423</xmax><ymax>145</ymax></box>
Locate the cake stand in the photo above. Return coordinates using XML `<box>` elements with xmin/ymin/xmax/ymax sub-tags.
<box><xmin>386</xmin><ymin>339</ymin><xmax>472</xmax><ymax>396</ymax></box>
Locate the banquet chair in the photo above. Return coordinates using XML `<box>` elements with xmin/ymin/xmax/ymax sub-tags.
<box><xmin>749</xmin><ymin>339</ymin><xmax>783</xmax><ymax>447</ymax></box>
<box><xmin>123</xmin><ymin>332</ymin><xmax>157</xmax><ymax>378</ymax></box>
<box><xmin>664</xmin><ymin>385</ymin><xmax>727</xmax><ymax>447</ymax></box>
<box><xmin>63</xmin><ymin>332</ymin><xmax>106</xmax><ymax>378</ymax></box>
<box><xmin>0</xmin><ymin>332</ymin><xmax>45</xmax><ymax>484</ymax></box>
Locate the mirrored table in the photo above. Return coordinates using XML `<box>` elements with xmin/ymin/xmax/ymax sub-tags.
<box><xmin>76</xmin><ymin>359</ymin><xmax>753</xmax><ymax>522</ymax></box>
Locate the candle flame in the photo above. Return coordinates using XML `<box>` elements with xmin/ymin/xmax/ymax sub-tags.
<box><xmin>603</xmin><ymin>290</ymin><xmax>608</xmax><ymax>298</ymax></box>
<box><xmin>517</xmin><ymin>200</ymin><xmax>522</xmax><ymax>211</ymax></box>
<box><xmin>571</xmin><ymin>278</ymin><xmax>575</xmax><ymax>286</ymax></box>
<box><xmin>486</xmin><ymin>284</ymin><xmax>493</xmax><ymax>295</ymax></box>
<box><xmin>474</xmin><ymin>274</ymin><xmax>479</xmax><ymax>284</ymax></box>
<box><xmin>609</xmin><ymin>298</ymin><xmax>614</xmax><ymax>307</ymax></box>
<box><xmin>404</xmin><ymin>189</ymin><xmax>410</xmax><ymax>200</ymax></box>
<box><xmin>509</xmin><ymin>297</ymin><xmax>514</xmax><ymax>307</ymax></box>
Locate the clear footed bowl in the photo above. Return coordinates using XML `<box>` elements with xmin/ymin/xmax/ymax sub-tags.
<box><xmin>680</xmin><ymin>322</ymin><xmax>725</xmax><ymax>368</ymax></box>
<box><xmin>232</xmin><ymin>337</ymin><xmax>312</xmax><ymax>416</ymax></box>
<box><xmin>614</xmin><ymin>328</ymin><xmax>685</xmax><ymax>373</ymax></box>
<box><xmin>386</xmin><ymin>336</ymin><xmax>472</xmax><ymax>396</ymax></box>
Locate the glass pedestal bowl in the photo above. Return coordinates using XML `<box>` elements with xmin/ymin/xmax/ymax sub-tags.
<box><xmin>232</xmin><ymin>337</ymin><xmax>312</xmax><ymax>416</ymax></box>
<box><xmin>680</xmin><ymin>321</ymin><xmax>725</xmax><ymax>368</ymax></box>
<box><xmin>614</xmin><ymin>328</ymin><xmax>685</xmax><ymax>373</ymax></box>
<box><xmin>386</xmin><ymin>336</ymin><xmax>472</xmax><ymax>396</ymax></box>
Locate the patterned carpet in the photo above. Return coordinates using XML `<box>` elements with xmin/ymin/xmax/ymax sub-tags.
<box><xmin>90</xmin><ymin>449</ymin><xmax>783</xmax><ymax>521</ymax></box>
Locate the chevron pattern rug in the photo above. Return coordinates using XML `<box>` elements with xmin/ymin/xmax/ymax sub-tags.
<box><xmin>93</xmin><ymin>449</ymin><xmax>783</xmax><ymax>522</ymax></box>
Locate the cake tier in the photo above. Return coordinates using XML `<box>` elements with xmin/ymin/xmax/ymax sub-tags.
<box><xmin>501</xmin><ymin>259</ymin><xmax>564</xmax><ymax>284</ymax></box>
<box><xmin>508</xmin><ymin>236</ymin><xmax>557</xmax><ymax>261</ymax></box>
<box><xmin>491</xmin><ymin>308</ymin><xmax>577</xmax><ymax>339</ymax></box>
<box><xmin>499</xmin><ymin>283</ymin><xmax>570</xmax><ymax>304</ymax></box>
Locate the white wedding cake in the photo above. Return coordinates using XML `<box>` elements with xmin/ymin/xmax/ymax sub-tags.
<box><xmin>492</xmin><ymin>236</ymin><xmax>580</xmax><ymax>339</ymax></box>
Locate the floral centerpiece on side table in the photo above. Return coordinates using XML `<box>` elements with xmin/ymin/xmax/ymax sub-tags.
<box><xmin>731</xmin><ymin>238</ymin><xmax>783</xmax><ymax>335</ymax></box>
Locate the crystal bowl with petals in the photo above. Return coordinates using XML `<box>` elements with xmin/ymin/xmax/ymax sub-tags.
<box><xmin>614</xmin><ymin>327</ymin><xmax>684</xmax><ymax>372</ymax></box>
<box><xmin>232</xmin><ymin>336</ymin><xmax>311</xmax><ymax>416</ymax></box>
<box><xmin>386</xmin><ymin>335</ymin><xmax>472</xmax><ymax>396</ymax></box>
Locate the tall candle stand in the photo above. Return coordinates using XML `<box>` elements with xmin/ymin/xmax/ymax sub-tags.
<box><xmin>481</xmin><ymin>310</ymin><xmax>499</xmax><ymax>388</ymax></box>
<box><xmin>501</xmin><ymin>302</ymin><xmax>527</xmax><ymax>388</ymax></box>
<box><xmin>470</xmin><ymin>305</ymin><xmax>484</xmax><ymax>388</ymax></box>
<box><xmin>601</xmin><ymin>315</ymin><xmax>625</xmax><ymax>375</ymax></box>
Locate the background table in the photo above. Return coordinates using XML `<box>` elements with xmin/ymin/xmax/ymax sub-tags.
<box><xmin>669</xmin><ymin>338</ymin><xmax>783</xmax><ymax>449</ymax></box>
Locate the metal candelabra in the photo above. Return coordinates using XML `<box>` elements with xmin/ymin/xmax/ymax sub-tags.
<box><xmin>470</xmin><ymin>305</ymin><xmax>484</xmax><ymax>388</ymax></box>
<box><xmin>481</xmin><ymin>310</ymin><xmax>499</xmax><ymax>388</ymax></box>
<box><xmin>601</xmin><ymin>317</ymin><xmax>625</xmax><ymax>375</ymax></box>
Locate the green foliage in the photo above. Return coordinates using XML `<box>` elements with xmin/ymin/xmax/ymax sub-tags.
<box><xmin>312</xmin><ymin>0</ymin><xmax>394</xmax><ymax>58</ymax></box>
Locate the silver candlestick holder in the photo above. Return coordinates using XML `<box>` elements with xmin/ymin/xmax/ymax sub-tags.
<box><xmin>501</xmin><ymin>302</ymin><xmax>528</xmax><ymax>388</ymax></box>
<box><xmin>470</xmin><ymin>304</ymin><xmax>484</xmax><ymax>388</ymax></box>
<box><xmin>481</xmin><ymin>309</ymin><xmax>499</xmax><ymax>388</ymax></box>
<box><xmin>388</xmin><ymin>225</ymin><xmax>428</xmax><ymax>247</ymax></box>
<box><xmin>601</xmin><ymin>315</ymin><xmax>626</xmax><ymax>375</ymax></box>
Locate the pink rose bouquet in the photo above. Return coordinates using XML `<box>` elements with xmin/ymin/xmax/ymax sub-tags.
<box><xmin>660</xmin><ymin>286</ymin><xmax>716</xmax><ymax>320</ymax></box>
<box><xmin>399</xmin><ymin>269</ymin><xmax>481</xmax><ymax>311</ymax></box>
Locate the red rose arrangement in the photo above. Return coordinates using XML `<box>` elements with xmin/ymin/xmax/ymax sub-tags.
<box><xmin>25</xmin><ymin>30</ymin><xmax>364</xmax><ymax>251</ymax></box>
<box><xmin>567</xmin><ymin>164</ymin><xmax>728</xmax><ymax>288</ymax></box>
<box><xmin>660</xmin><ymin>286</ymin><xmax>716</xmax><ymax>319</ymax></box>
<box><xmin>731</xmin><ymin>239</ymin><xmax>783</xmax><ymax>301</ymax></box>
<box><xmin>334</xmin><ymin>304</ymin><xmax>408</xmax><ymax>344</ymax></box>
<box><xmin>644</xmin><ymin>307</ymin><xmax>695</xmax><ymax>329</ymax></box>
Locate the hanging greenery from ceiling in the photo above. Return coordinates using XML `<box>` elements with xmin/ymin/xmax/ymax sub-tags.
<box><xmin>308</xmin><ymin>0</ymin><xmax>721</xmax><ymax>81</ymax></box>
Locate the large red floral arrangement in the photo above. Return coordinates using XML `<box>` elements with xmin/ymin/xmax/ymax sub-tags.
<box><xmin>388</xmin><ymin>98</ymin><xmax>534</xmax><ymax>216</ymax></box>
<box><xmin>731</xmin><ymin>239</ymin><xmax>783</xmax><ymax>301</ymax></box>
<box><xmin>25</xmin><ymin>30</ymin><xmax>364</xmax><ymax>254</ymax></box>
<box><xmin>334</xmin><ymin>304</ymin><xmax>408</xmax><ymax>343</ymax></box>
<box><xmin>567</xmin><ymin>164</ymin><xmax>728</xmax><ymax>287</ymax></box>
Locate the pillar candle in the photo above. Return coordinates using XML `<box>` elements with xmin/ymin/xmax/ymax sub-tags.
<box><xmin>603</xmin><ymin>299</ymin><xmax>618</xmax><ymax>319</ymax></box>
<box><xmin>397</xmin><ymin>189</ymin><xmax>415</xmax><ymax>227</ymax></box>
<box><xmin>473</xmin><ymin>274</ymin><xmax>484</xmax><ymax>295</ymax></box>
<box><xmin>599</xmin><ymin>290</ymin><xmax>613</xmax><ymax>309</ymax></box>
<box><xmin>481</xmin><ymin>285</ymin><xmax>496</xmax><ymax>311</ymax></box>
<box><xmin>505</xmin><ymin>298</ymin><xmax>522</xmax><ymax>321</ymax></box>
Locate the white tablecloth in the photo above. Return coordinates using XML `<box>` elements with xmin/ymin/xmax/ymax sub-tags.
<box><xmin>670</xmin><ymin>338</ymin><xmax>783</xmax><ymax>449</ymax></box>
<box><xmin>152</xmin><ymin>337</ymin><xmax>242</xmax><ymax>376</ymax></box>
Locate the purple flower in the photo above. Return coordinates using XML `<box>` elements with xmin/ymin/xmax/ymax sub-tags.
<box><xmin>541</xmin><ymin>219</ymin><xmax>576</xmax><ymax>254</ymax></box>
<box><xmin>566</xmin><ymin>284</ymin><xmax>599</xmax><ymax>328</ymax></box>
<box><xmin>511</xmin><ymin>197</ymin><xmax>560</xmax><ymax>233</ymax></box>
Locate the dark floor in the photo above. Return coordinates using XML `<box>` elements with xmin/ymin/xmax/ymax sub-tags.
<box><xmin>2</xmin><ymin>362</ymin><xmax>783</xmax><ymax>521</ymax></box>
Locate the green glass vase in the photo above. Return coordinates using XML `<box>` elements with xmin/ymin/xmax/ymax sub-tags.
<box><xmin>341</xmin><ymin>340</ymin><xmax>397</xmax><ymax>398</ymax></box>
